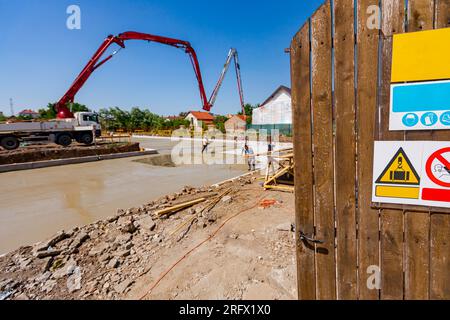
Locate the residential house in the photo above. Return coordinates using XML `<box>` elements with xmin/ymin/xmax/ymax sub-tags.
<box><xmin>251</xmin><ymin>85</ymin><xmax>292</xmax><ymax>134</ymax></box>
<box><xmin>252</xmin><ymin>85</ymin><xmax>291</xmax><ymax>125</ymax></box>
<box><xmin>224</xmin><ymin>115</ymin><xmax>247</xmax><ymax>132</ymax></box>
<box><xmin>185</xmin><ymin>111</ymin><xmax>214</xmax><ymax>129</ymax></box>
<box><xmin>18</xmin><ymin>109</ymin><xmax>39</xmax><ymax>119</ymax></box>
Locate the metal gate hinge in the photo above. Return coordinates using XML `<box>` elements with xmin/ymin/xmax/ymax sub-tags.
<box><xmin>299</xmin><ymin>230</ymin><xmax>325</xmax><ymax>244</ymax></box>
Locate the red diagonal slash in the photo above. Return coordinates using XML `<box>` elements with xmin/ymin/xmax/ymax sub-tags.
<box><xmin>435</xmin><ymin>154</ymin><xmax>450</xmax><ymax>174</ymax></box>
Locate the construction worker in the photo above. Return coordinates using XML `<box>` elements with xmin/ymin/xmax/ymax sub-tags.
<box><xmin>244</xmin><ymin>144</ymin><xmax>256</xmax><ymax>171</ymax></box>
<box><xmin>202</xmin><ymin>136</ymin><xmax>209</xmax><ymax>154</ymax></box>
<box><xmin>266</xmin><ymin>136</ymin><xmax>275</xmax><ymax>179</ymax></box>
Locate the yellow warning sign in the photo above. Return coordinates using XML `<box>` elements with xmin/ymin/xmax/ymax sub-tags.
<box><xmin>375</xmin><ymin>148</ymin><xmax>420</xmax><ymax>185</ymax></box>
<box><xmin>391</xmin><ymin>28</ymin><xmax>450</xmax><ymax>82</ymax></box>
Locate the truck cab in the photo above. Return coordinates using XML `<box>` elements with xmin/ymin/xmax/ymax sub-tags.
<box><xmin>76</xmin><ymin>112</ymin><xmax>100</xmax><ymax>128</ymax></box>
<box><xmin>74</xmin><ymin>112</ymin><xmax>102</xmax><ymax>137</ymax></box>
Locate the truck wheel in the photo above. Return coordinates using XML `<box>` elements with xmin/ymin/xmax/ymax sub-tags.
<box><xmin>79</xmin><ymin>132</ymin><xmax>93</xmax><ymax>145</ymax></box>
<box><xmin>1</xmin><ymin>136</ymin><xmax>20</xmax><ymax>150</ymax></box>
<box><xmin>56</xmin><ymin>134</ymin><xmax>72</xmax><ymax>147</ymax></box>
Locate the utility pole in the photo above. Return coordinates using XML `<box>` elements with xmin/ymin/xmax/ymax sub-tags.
<box><xmin>9</xmin><ymin>98</ymin><xmax>14</xmax><ymax>117</ymax></box>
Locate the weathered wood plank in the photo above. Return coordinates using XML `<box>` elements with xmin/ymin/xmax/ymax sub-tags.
<box><xmin>310</xmin><ymin>0</ymin><xmax>336</xmax><ymax>300</ymax></box>
<box><xmin>430</xmin><ymin>214</ymin><xmax>450</xmax><ymax>299</ymax></box>
<box><xmin>433</xmin><ymin>0</ymin><xmax>450</xmax><ymax>142</ymax></box>
<box><xmin>356</xmin><ymin>0</ymin><xmax>382</xmax><ymax>300</ymax></box>
<box><xmin>333</xmin><ymin>0</ymin><xmax>357</xmax><ymax>300</ymax></box>
<box><xmin>380</xmin><ymin>209</ymin><xmax>404</xmax><ymax>299</ymax></box>
<box><xmin>291</xmin><ymin>22</ymin><xmax>316</xmax><ymax>300</ymax></box>
<box><xmin>404</xmin><ymin>212</ymin><xmax>430</xmax><ymax>299</ymax></box>
<box><xmin>379</xmin><ymin>0</ymin><xmax>405</xmax><ymax>300</ymax></box>
<box><xmin>405</xmin><ymin>0</ymin><xmax>435</xmax><ymax>141</ymax></box>
<box><xmin>434</xmin><ymin>0</ymin><xmax>450</xmax><ymax>29</ymax></box>
<box><xmin>408</xmin><ymin>0</ymin><xmax>435</xmax><ymax>31</ymax></box>
<box><xmin>402</xmin><ymin>0</ymin><xmax>434</xmax><ymax>300</ymax></box>
<box><xmin>430</xmin><ymin>1</ymin><xmax>450</xmax><ymax>301</ymax></box>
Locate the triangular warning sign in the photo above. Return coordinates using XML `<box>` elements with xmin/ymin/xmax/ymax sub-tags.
<box><xmin>375</xmin><ymin>147</ymin><xmax>420</xmax><ymax>185</ymax></box>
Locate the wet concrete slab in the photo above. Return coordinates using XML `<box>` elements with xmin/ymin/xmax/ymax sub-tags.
<box><xmin>0</xmin><ymin>138</ymin><xmax>246</xmax><ymax>254</ymax></box>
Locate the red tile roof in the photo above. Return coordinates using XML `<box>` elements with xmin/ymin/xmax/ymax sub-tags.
<box><xmin>189</xmin><ymin>111</ymin><xmax>214</xmax><ymax>121</ymax></box>
<box><xmin>19</xmin><ymin>109</ymin><xmax>38</xmax><ymax>115</ymax></box>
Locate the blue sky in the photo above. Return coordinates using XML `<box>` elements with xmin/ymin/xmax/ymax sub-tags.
<box><xmin>0</xmin><ymin>0</ymin><xmax>322</xmax><ymax>116</ymax></box>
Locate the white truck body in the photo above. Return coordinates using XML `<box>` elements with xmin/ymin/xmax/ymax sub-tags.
<box><xmin>0</xmin><ymin>113</ymin><xmax>99</xmax><ymax>133</ymax></box>
<box><xmin>0</xmin><ymin>112</ymin><xmax>102</xmax><ymax>150</ymax></box>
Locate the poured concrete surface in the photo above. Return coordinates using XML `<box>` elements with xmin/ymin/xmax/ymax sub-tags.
<box><xmin>0</xmin><ymin>138</ymin><xmax>246</xmax><ymax>254</ymax></box>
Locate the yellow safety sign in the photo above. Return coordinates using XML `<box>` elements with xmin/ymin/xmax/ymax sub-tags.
<box><xmin>391</xmin><ymin>27</ymin><xmax>450</xmax><ymax>83</ymax></box>
<box><xmin>375</xmin><ymin>148</ymin><xmax>420</xmax><ymax>185</ymax></box>
<box><xmin>375</xmin><ymin>147</ymin><xmax>420</xmax><ymax>199</ymax></box>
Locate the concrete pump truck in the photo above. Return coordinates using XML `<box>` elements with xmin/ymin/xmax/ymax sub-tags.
<box><xmin>0</xmin><ymin>31</ymin><xmax>212</xmax><ymax>150</ymax></box>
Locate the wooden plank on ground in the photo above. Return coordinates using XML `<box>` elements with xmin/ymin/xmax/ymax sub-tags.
<box><xmin>356</xmin><ymin>0</ymin><xmax>382</xmax><ymax>300</ymax></box>
<box><xmin>430</xmin><ymin>214</ymin><xmax>450</xmax><ymax>299</ymax></box>
<box><xmin>333</xmin><ymin>0</ymin><xmax>357</xmax><ymax>300</ymax></box>
<box><xmin>433</xmin><ymin>0</ymin><xmax>450</xmax><ymax>142</ymax></box>
<box><xmin>379</xmin><ymin>0</ymin><xmax>406</xmax><ymax>300</ymax></box>
<box><xmin>310</xmin><ymin>0</ymin><xmax>336</xmax><ymax>300</ymax></box>
<box><xmin>291</xmin><ymin>22</ymin><xmax>316</xmax><ymax>300</ymax></box>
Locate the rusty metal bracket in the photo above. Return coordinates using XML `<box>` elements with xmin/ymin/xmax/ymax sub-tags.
<box><xmin>299</xmin><ymin>230</ymin><xmax>324</xmax><ymax>244</ymax></box>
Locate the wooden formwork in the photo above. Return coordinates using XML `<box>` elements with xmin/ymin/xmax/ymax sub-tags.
<box><xmin>291</xmin><ymin>0</ymin><xmax>450</xmax><ymax>300</ymax></box>
<box><xmin>263</xmin><ymin>148</ymin><xmax>294</xmax><ymax>192</ymax></box>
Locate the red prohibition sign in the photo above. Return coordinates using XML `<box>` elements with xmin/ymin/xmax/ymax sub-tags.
<box><xmin>426</xmin><ymin>147</ymin><xmax>450</xmax><ymax>188</ymax></box>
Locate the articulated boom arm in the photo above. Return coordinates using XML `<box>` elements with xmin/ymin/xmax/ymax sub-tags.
<box><xmin>208</xmin><ymin>48</ymin><xmax>245</xmax><ymax>114</ymax></box>
<box><xmin>55</xmin><ymin>31</ymin><xmax>211</xmax><ymax>119</ymax></box>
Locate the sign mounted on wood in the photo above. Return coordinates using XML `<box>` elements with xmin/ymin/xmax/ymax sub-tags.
<box><xmin>390</xmin><ymin>80</ymin><xmax>450</xmax><ymax>130</ymax></box>
<box><xmin>372</xmin><ymin>141</ymin><xmax>450</xmax><ymax>208</ymax></box>
<box><xmin>391</xmin><ymin>27</ymin><xmax>450</xmax><ymax>83</ymax></box>
<box><xmin>390</xmin><ymin>28</ymin><xmax>450</xmax><ymax>131</ymax></box>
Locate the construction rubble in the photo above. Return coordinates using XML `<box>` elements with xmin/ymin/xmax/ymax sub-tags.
<box><xmin>0</xmin><ymin>175</ymin><xmax>297</xmax><ymax>300</ymax></box>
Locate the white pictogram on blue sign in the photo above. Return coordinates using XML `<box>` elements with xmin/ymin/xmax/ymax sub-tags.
<box><xmin>421</xmin><ymin>112</ymin><xmax>438</xmax><ymax>127</ymax></box>
<box><xmin>440</xmin><ymin>111</ymin><xmax>450</xmax><ymax>126</ymax></box>
<box><xmin>402</xmin><ymin>113</ymin><xmax>419</xmax><ymax>127</ymax></box>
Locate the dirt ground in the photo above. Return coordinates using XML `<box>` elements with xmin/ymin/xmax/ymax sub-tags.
<box><xmin>0</xmin><ymin>142</ymin><xmax>139</xmax><ymax>165</ymax></box>
<box><xmin>0</xmin><ymin>175</ymin><xmax>296</xmax><ymax>300</ymax></box>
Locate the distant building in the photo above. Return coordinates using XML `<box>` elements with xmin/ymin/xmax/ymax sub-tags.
<box><xmin>185</xmin><ymin>111</ymin><xmax>214</xmax><ymax>129</ymax></box>
<box><xmin>165</xmin><ymin>115</ymin><xmax>183</xmax><ymax>121</ymax></box>
<box><xmin>252</xmin><ymin>86</ymin><xmax>291</xmax><ymax>125</ymax></box>
<box><xmin>18</xmin><ymin>109</ymin><xmax>39</xmax><ymax>119</ymax></box>
<box><xmin>224</xmin><ymin>115</ymin><xmax>247</xmax><ymax>132</ymax></box>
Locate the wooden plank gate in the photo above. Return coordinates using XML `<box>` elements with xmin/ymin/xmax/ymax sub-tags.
<box><xmin>290</xmin><ymin>0</ymin><xmax>450</xmax><ymax>300</ymax></box>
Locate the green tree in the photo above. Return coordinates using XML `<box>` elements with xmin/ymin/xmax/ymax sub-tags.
<box><xmin>17</xmin><ymin>115</ymin><xmax>33</xmax><ymax>121</ymax></box>
<box><xmin>213</xmin><ymin>115</ymin><xmax>228</xmax><ymax>133</ymax></box>
<box><xmin>68</xmin><ymin>102</ymin><xmax>90</xmax><ymax>113</ymax></box>
<box><xmin>38</xmin><ymin>102</ymin><xmax>90</xmax><ymax>119</ymax></box>
<box><xmin>0</xmin><ymin>113</ymin><xmax>7</xmax><ymax>122</ymax></box>
<box><xmin>38</xmin><ymin>103</ymin><xmax>57</xmax><ymax>119</ymax></box>
<box><xmin>238</xmin><ymin>103</ymin><xmax>257</xmax><ymax>124</ymax></box>
<box><xmin>97</xmin><ymin>106</ymin><xmax>168</xmax><ymax>132</ymax></box>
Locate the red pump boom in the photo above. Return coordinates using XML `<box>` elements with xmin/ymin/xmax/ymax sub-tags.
<box><xmin>55</xmin><ymin>31</ymin><xmax>211</xmax><ymax>119</ymax></box>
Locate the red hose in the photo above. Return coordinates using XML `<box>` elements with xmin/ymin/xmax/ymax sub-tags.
<box><xmin>138</xmin><ymin>195</ymin><xmax>264</xmax><ymax>300</ymax></box>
